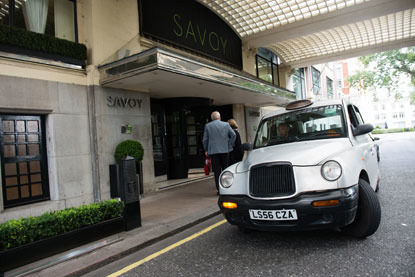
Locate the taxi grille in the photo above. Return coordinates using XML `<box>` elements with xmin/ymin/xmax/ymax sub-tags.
<box><xmin>249</xmin><ymin>163</ymin><xmax>295</xmax><ymax>197</ymax></box>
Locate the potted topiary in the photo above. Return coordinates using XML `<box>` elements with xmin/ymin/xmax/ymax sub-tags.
<box><xmin>114</xmin><ymin>140</ymin><xmax>144</xmax><ymax>164</ymax></box>
<box><xmin>110</xmin><ymin>140</ymin><xmax>144</xmax><ymax>197</ymax></box>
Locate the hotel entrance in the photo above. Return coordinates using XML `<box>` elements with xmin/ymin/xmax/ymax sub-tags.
<box><xmin>100</xmin><ymin>47</ymin><xmax>295</xmax><ymax>191</ymax></box>
<box><xmin>151</xmin><ymin>98</ymin><xmax>224</xmax><ymax>180</ymax></box>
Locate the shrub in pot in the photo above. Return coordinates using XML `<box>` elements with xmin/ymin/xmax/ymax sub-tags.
<box><xmin>111</xmin><ymin>140</ymin><xmax>145</xmax><ymax>196</ymax></box>
<box><xmin>114</xmin><ymin>140</ymin><xmax>144</xmax><ymax>164</ymax></box>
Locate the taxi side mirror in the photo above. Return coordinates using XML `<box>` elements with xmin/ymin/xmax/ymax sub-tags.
<box><xmin>242</xmin><ymin>142</ymin><xmax>253</xmax><ymax>151</ymax></box>
<box><xmin>352</xmin><ymin>123</ymin><xmax>374</xmax><ymax>136</ymax></box>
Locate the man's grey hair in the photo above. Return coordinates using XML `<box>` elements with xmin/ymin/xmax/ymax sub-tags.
<box><xmin>211</xmin><ymin>111</ymin><xmax>220</xmax><ymax>120</ymax></box>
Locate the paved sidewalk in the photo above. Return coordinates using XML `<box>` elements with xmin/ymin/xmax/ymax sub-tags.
<box><xmin>6</xmin><ymin>177</ymin><xmax>220</xmax><ymax>277</ymax></box>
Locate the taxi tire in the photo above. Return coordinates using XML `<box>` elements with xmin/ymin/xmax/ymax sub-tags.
<box><xmin>342</xmin><ymin>179</ymin><xmax>381</xmax><ymax>238</ymax></box>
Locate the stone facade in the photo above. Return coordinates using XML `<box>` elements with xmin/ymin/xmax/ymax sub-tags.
<box><xmin>0</xmin><ymin>0</ymin><xmax>294</xmax><ymax>222</ymax></box>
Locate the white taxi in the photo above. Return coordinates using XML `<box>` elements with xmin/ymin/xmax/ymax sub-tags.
<box><xmin>218</xmin><ymin>99</ymin><xmax>381</xmax><ymax>238</ymax></box>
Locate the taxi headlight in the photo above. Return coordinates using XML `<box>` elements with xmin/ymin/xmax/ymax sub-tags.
<box><xmin>220</xmin><ymin>171</ymin><xmax>234</xmax><ymax>188</ymax></box>
<box><xmin>321</xmin><ymin>160</ymin><xmax>342</xmax><ymax>181</ymax></box>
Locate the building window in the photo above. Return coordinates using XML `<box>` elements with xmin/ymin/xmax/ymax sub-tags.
<box><xmin>381</xmin><ymin>104</ymin><xmax>386</xmax><ymax>110</ymax></box>
<box><xmin>337</xmin><ymin>79</ymin><xmax>342</xmax><ymax>89</ymax></box>
<box><xmin>186</xmin><ymin>116</ymin><xmax>197</xmax><ymax>155</ymax></box>
<box><xmin>397</xmin><ymin>121</ymin><xmax>405</xmax><ymax>128</ymax></box>
<box><xmin>399</xmin><ymin>112</ymin><xmax>405</xmax><ymax>118</ymax></box>
<box><xmin>0</xmin><ymin>0</ymin><xmax>77</xmax><ymax>42</ymax></box>
<box><xmin>392</xmin><ymin>113</ymin><xmax>398</xmax><ymax>119</ymax></box>
<box><xmin>0</xmin><ymin>115</ymin><xmax>49</xmax><ymax>208</ymax></box>
<box><xmin>293</xmin><ymin>68</ymin><xmax>305</xmax><ymax>99</ymax></box>
<box><xmin>336</xmin><ymin>66</ymin><xmax>342</xmax><ymax>88</ymax></box>
<box><xmin>375</xmin><ymin>114</ymin><xmax>380</xmax><ymax>120</ymax></box>
<box><xmin>312</xmin><ymin>67</ymin><xmax>320</xmax><ymax>95</ymax></box>
<box><xmin>326</xmin><ymin>77</ymin><xmax>333</xmax><ymax>98</ymax></box>
<box><xmin>380</xmin><ymin>113</ymin><xmax>386</xmax><ymax>120</ymax></box>
<box><xmin>256</xmin><ymin>48</ymin><xmax>280</xmax><ymax>86</ymax></box>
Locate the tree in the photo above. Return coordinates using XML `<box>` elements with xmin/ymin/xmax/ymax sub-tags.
<box><xmin>346</xmin><ymin>47</ymin><xmax>415</xmax><ymax>102</ymax></box>
<box><xmin>410</xmin><ymin>91</ymin><xmax>415</xmax><ymax>105</ymax></box>
<box><xmin>345</xmin><ymin>70</ymin><xmax>375</xmax><ymax>93</ymax></box>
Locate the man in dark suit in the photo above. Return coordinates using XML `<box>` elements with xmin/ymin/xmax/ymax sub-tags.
<box><xmin>203</xmin><ymin>111</ymin><xmax>236</xmax><ymax>192</ymax></box>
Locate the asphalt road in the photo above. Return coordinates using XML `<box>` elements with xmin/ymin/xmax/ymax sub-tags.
<box><xmin>87</xmin><ymin>132</ymin><xmax>415</xmax><ymax>277</ymax></box>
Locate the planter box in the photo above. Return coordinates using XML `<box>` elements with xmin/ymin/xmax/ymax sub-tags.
<box><xmin>0</xmin><ymin>217</ymin><xmax>123</xmax><ymax>274</ymax></box>
<box><xmin>0</xmin><ymin>44</ymin><xmax>86</xmax><ymax>67</ymax></box>
<box><xmin>110</xmin><ymin>162</ymin><xmax>144</xmax><ymax>197</ymax></box>
<box><xmin>109</xmin><ymin>161</ymin><xmax>142</xmax><ymax>231</ymax></box>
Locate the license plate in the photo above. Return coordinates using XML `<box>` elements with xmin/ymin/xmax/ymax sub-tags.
<box><xmin>249</xmin><ymin>209</ymin><xmax>298</xmax><ymax>221</ymax></box>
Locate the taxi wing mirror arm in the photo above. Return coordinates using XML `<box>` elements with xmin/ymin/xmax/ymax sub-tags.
<box><xmin>242</xmin><ymin>142</ymin><xmax>253</xmax><ymax>151</ymax></box>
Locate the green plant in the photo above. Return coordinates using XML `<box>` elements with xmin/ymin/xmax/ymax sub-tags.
<box><xmin>372</xmin><ymin>127</ymin><xmax>415</xmax><ymax>134</ymax></box>
<box><xmin>0</xmin><ymin>199</ymin><xmax>123</xmax><ymax>251</ymax></box>
<box><xmin>114</xmin><ymin>140</ymin><xmax>144</xmax><ymax>164</ymax></box>
<box><xmin>0</xmin><ymin>24</ymin><xmax>87</xmax><ymax>62</ymax></box>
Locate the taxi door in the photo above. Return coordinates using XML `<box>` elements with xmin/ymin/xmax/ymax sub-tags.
<box><xmin>347</xmin><ymin>104</ymin><xmax>379</xmax><ymax>190</ymax></box>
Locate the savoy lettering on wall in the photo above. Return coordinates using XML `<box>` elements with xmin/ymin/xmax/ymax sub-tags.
<box><xmin>107</xmin><ymin>96</ymin><xmax>143</xmax><ymax>109</ymax></box>
<box><xmin>138</xmin><ymin>0</ymin><xmax>242</xmax><ymax>69</ymax></box>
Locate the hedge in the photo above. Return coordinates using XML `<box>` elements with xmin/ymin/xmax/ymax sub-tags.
<box><xmin>0</xmin><ymin>199</ymin><xmax>124</xmax><ymax>251</ymax></box>
<box><xmin>372</xmin><ymin>127</ymin><xmax>414</xmax><ymax>134</ymax></box>
<box><xmin>0</xmin><ymin>24</ymin><xmax>87</xmax><ymax>61</ymax></box>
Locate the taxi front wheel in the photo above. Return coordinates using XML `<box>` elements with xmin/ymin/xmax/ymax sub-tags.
<box><xmin>342</xmin><ymin>178</ymin><xmax>381</xmax><ymax>238</ymax></box>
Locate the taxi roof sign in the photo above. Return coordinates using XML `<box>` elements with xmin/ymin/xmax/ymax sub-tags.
<box><xmin>285</xmin><ymin>99</ymin><xmax>313</xmax><ymax>110</ymax></box>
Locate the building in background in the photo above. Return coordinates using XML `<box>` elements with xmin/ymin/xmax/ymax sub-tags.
<box><xmin>336</xmin><ymin>58</ymin><xmax>415</xmax><ymax>129</ymax></box>
<box><xmin>286</xmin><ymin>62</ymin><xmax>342</xmax><ymax>101</ymax></box>
<box><xmin>370</xmin><ymin>95</ymin><xmax>415</xmax><ymax>129</ymax></box>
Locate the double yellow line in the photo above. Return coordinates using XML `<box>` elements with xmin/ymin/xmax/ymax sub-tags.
<box><xmin>108</xmin><ymin>219</ymin><xmax>227</xmax><ymax>277</ymax></box>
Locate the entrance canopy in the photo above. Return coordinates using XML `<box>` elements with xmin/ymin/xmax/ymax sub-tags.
<box><xmin>200</xmin><ymin>0</ymin><xmax>415</xmax><ymax>67</ymax></box>
<box><xmin>99</xmin><ymin>48</ymin><xmax>295</xmax><ymax>106</ymax></box>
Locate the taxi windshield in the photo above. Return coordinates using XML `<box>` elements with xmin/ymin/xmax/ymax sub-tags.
<box><xmin>254</xmin><ymin>105</ymin><xmax>347</xmax><ymax>148</ymax></box>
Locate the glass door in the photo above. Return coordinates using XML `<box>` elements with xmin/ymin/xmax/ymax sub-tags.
<box><xmin>153</xmin><ymin>97</ymin><xmax>213</xmax><ymax>179</ymax></box>
<box><xmin>185</xmin><ymin>112</ymin><xmax>210</xmax><ymax>168</ymax></box>
<box><xmin>150</xmin><ymin>102</ymin><xmax>168</xmax><ymax>177</ymax></box>
<box><xmin>165</xmin><ymin>111</ymin><xmax>188</xmax><ymax>179</ymax></box>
